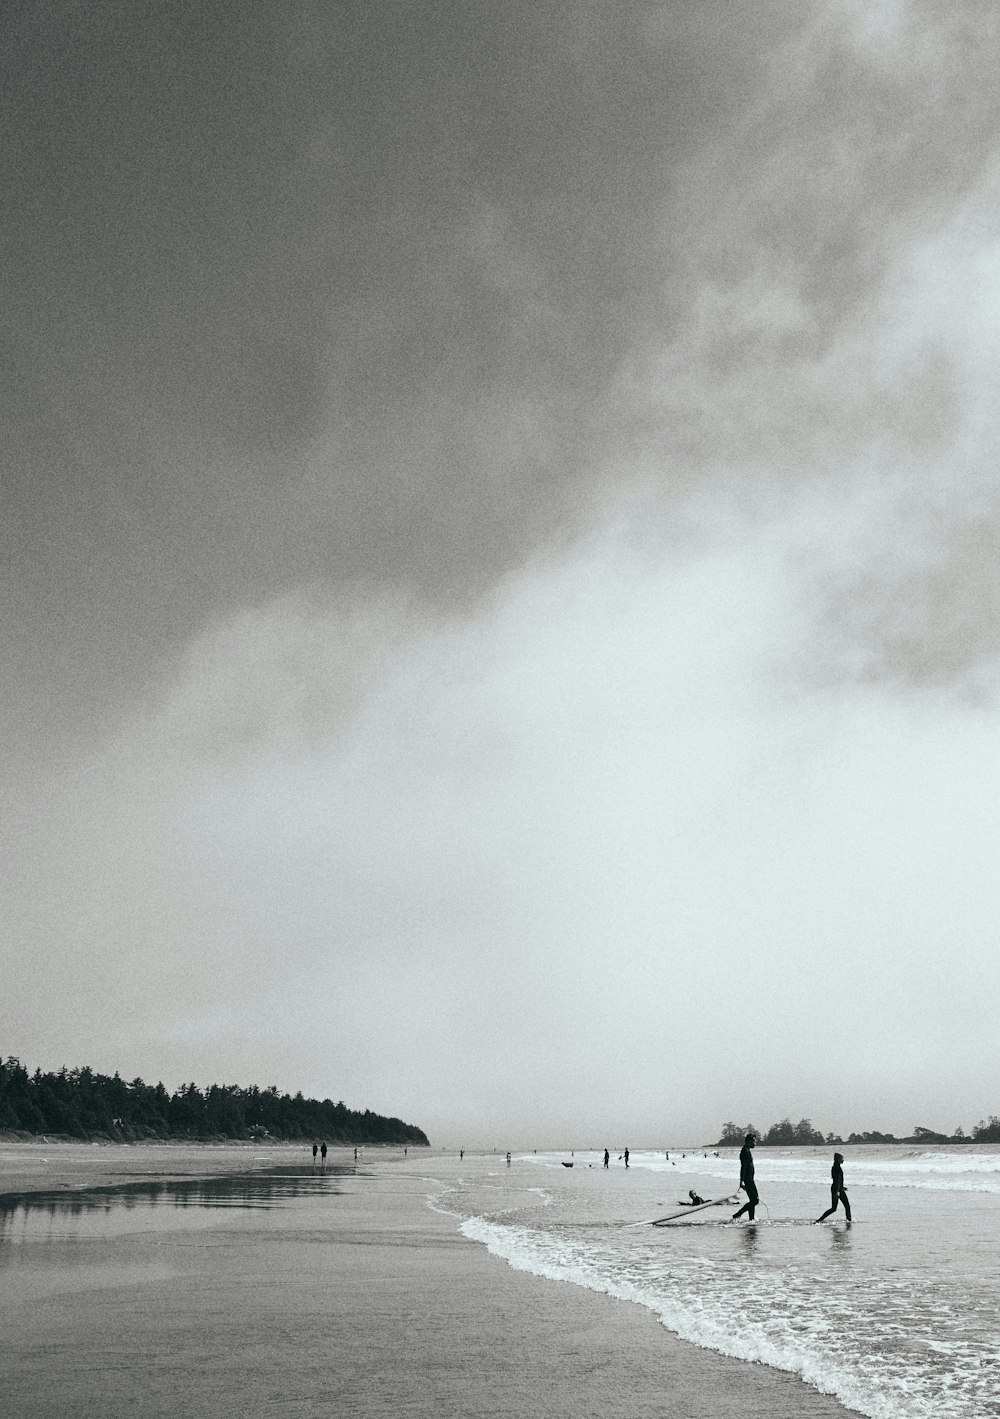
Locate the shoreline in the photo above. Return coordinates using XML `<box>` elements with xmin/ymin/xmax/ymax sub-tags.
<box><xmin>0</xmin><ymin>1137</ymin><xmax>354</xmax><ymax>1204</ymax></box>
<box><xmin>0</xmin><ymin>1136</ymin><xmax>428</xmax><ymax>1201</ymax></box>
<box><xmin>0</xmin><ymin>1141</ymin><xmax>861</xmax><ymax>1418</ymax></box>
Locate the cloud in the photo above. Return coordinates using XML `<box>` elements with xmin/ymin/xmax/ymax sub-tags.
<box><xmin>5</xmin><ymin>499</ymin><xmax>999</xmax><ymax>1139</ymax></box>
<box><xmin>5</xmin><ymin>2</ymin><xmax>1000</xmax><ymax>1141</ymax></box>
<box><xmin>9</xmin><ymin>0</ymin><xmax>1000</xmax><ymax>767</ymax></box>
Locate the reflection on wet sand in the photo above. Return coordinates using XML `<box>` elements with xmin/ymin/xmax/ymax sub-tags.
<box><xmin>0</xmin><ymin>1164</ymin><xmax>348</xmax><ymax>1239</ymax></box>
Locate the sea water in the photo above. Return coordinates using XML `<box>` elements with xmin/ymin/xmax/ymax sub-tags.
<box><xmin>431</xmin><ymin>1146</ymin><xmax>1000</xmax><ymax>1419</ymax></box>
<box><xmin>2</xmin><ymin>1145</ymin><xmax>997</xmax><ymax>1417</ymax></box>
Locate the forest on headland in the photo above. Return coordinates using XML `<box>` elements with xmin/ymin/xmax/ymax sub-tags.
<box><xmin>0</xmin><ymin>1056</ymin><xmax>430</xmax><ymax>1146</ymax></box>
<box><xmin>714</xmin><ymin>1115</ymin><xmax>1000</xmax><ymax>1147</ymax></box>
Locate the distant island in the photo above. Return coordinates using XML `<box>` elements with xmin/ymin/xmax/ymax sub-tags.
<box><xmin>0</xmin><ymin>1056</ymin><xmax>429</xmax><ymax>1147</ymax></box>
<box><xmin>712</xmin><ymin>1116</ymin><xmax>1000</xmax><ymax>1147</ymax></box>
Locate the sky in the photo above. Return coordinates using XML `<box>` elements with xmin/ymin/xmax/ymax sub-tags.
<box><xmin>3</xmin><ymin>1</ymin><xmax>1000</xmax><ymax>1148</ymax></box>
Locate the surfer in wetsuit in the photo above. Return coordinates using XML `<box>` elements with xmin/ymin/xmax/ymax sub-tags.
<box><xmin>681</xmin><ymin>1189</ymin><xmax>707</xmax><ymax>1205</ymax></box>
<box><xmin>732</xmin><ymin>1134</ymin><xmax>758</xmax><ymax>1220</ymax></box>
<box><xmin>815</xmin><ymin>1153</ymin><xmax>851</xmax><ymax>1222</ymax></box>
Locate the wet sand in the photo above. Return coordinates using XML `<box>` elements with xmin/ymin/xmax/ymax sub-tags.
<box><xmin>0</xmin><ymin>1142</ymin><xmax>857</xmax><ymax>1418</ymax></box>
<box><xmin>0</xmin><ymin>1137</ymin><xmax>312</xmax><ymax>1201</ymax></box>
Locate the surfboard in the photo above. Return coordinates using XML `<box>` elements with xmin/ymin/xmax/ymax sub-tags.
<box><xmin>651</xmin><ymin>1195</ymin><xmax>737</xmax><ymax>1226</ymax></box>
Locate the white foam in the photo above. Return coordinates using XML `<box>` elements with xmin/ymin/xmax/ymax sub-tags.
<box><xmin>459</xmin><ymin>1216</ymin><xmax>900</xmax><ymax>1417</ymax></box>
<box><xmin>455</xmin><ymin>1209</ymin><xmax>993</xmax><ymax>1419</ymax></box>
<box><xmin>520</xmin><ymin>1149</ymin><xmax>1000</xmax><ymax>1194</ymax></box>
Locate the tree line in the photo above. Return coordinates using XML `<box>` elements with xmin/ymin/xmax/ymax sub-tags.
<box><xmin>715</xmin><ymin>1116</ymin><xmax>1000</xmax><ymax>1146</ymax></box>
<box><xmin>0</xmin><ymin>1056</ymin><xmax>430</xmax><ymax>1146</ymax></box>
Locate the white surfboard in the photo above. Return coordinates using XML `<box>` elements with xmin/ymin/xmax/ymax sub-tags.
<box><xmin>651</xmin><ymin>1195</ymin><xmax>738</xmax><ymax>1226</ymax></box>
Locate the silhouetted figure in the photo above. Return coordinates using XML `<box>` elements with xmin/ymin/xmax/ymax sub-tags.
<box><xmin>320</xmin><ymin>1142</ymin><xmax>327</xmax><ymax>1168</ymax></box>
<box><xmin>460</xmin><ymin>1150</ymin><xmax>464</xmax><ymax>1160</ymax></box>
<box><xmin>815</xmin><ymin>1153</ymin><xmax>852</xmax><ymax>1223</ymax></box>
<box><xmin>603</xmin><ymin>1149</ymin><xmax>610</xmax><ymax>1168</ymax></box>
<box><xmin>624</xmin><ymin>1148</ymin><xmax>630</xmax><ymax>1168</ymax></box>
<box><xmin>732</xmin><ymin>1134</ymin><xmax>759</xmax><ymax>1220</ymax></box>
<box><xmin>312</xmin><ymin>1143</ymin><xmax>318</xmax><ymax>1168</ymax></box>
<box><xmin>506</xmin><ymin>1152</ymin><xmax>511</xmax><ymax>1166</ymax></box>
<box><xmin>404</xmin><ymin>1146</ymin><xmax>408</xmax><ymax>1157</ymax></box>
<box><xmin>353</xmin><ymin>1147</ymin><xmax>358</xmax><ymax>1162</ymax></box>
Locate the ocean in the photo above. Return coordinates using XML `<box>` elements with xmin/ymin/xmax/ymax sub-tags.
<box><xmin>1</xmin><ymin>1143</ymin><xmax>996</xmax><ymax>1417</ymax></box>
<box><xmin>435</xmin><ymin>1145</ymin><xmax>1000</xmax><ymax>1419</ymax></box>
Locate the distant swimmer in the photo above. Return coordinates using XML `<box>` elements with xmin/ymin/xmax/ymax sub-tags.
<box><xmin>732</xmin><ymin>1134</ymin><xmax>759</xmax><ymax>1221</ymax></box>
<box><xmin>681</xmin><ymin>1189</ymin><xmax>707</xmax><ymax>1205</ymax></box>
<box><xmin>624</xmin><ymin>1148</ymin><xmax>630</xmax><ymax>1168</ymax></box>
<box><xmin>603</xmin><ymin>1149</ymin><xmax>610</xmax><ymax>1168</ymax></box>
<box><xmin>815</xmin><ymin>1153</ymin><xmax>852</xmax><ymax>1223</ymax></box>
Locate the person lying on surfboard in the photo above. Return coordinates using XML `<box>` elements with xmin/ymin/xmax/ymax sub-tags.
<box><xmin>679</xmin><ymin>1190</ymin><xmax>708</xmax><ymax>1205</ymax></box>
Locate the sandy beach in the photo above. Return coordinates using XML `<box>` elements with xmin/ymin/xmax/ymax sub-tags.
<box><xmin>0</xmin><ymin>1141</ymin><xmax>859</xmax><ymax>1418</ymax></box>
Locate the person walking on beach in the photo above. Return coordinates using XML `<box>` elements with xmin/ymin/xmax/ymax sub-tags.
<box><xmin>320</xmin><ymin>1142</ymin><xmax>327</xmax><ymax>1168</ymax></box>
<box><xmin>603</xmin><ymin>1149</ymin><xmax>610</xmax><ymax>1168</ymax></box>
<box><xmin>312</xmin><ymin>1143</ymin><xmax>318</xmax><ymax>1167</ymax></box>
<box><xmin>732</xmin><ymin>1134</ymin><xmax>759</xmax><ymax>1220</ymax></box>
<box><xmin>815</xmin><ymin>1153</ymin><xmax>852</xmax><ymax>1223</ymax></box>
<box><xmin>624</xmin><ymin>1148</ymin><xmax>630</xmax><ymax>1168</ymax></box>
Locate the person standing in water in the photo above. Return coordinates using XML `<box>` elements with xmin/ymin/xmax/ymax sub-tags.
<box><xmin>603</xmin><ymin>1149</ymin><xmax>610</xmax><ymax>1168</ymax></box>
<box><xmin>815</xmin><ymin>1152</ymin><xmax>852</xmax><ymax>1222</ymax></box>
<box><xmin>624</xmin><ymin>1148</ymin><xmax>630</xmax><ymax>1168</ymax></box>
<box><xmin>320</xmin><ymin>1142</ymin><xmax>327</xmax><ymax>1168</ymax></box>
<box><xmin>732</xmin><ymin>1133</ymin><xmax>759</xmax><ymax>1220</ymax></box>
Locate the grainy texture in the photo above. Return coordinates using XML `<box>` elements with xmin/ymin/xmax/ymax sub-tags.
<box><xmin>0</xmin><ymin>1143</ymin><xmax>856</xmax><ymax>1418</ymax></box>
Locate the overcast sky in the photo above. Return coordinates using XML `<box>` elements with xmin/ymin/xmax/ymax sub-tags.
<box><xmin>4</xmin><ymin>1</ymin><xmax>1000</xmax><ymax>1147</ymax></box>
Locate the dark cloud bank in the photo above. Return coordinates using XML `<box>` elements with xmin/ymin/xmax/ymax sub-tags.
<box><xmin>5</xmin><ymin>2</ymin><xmax>1000</xmax><ymax>760</ymax></box>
